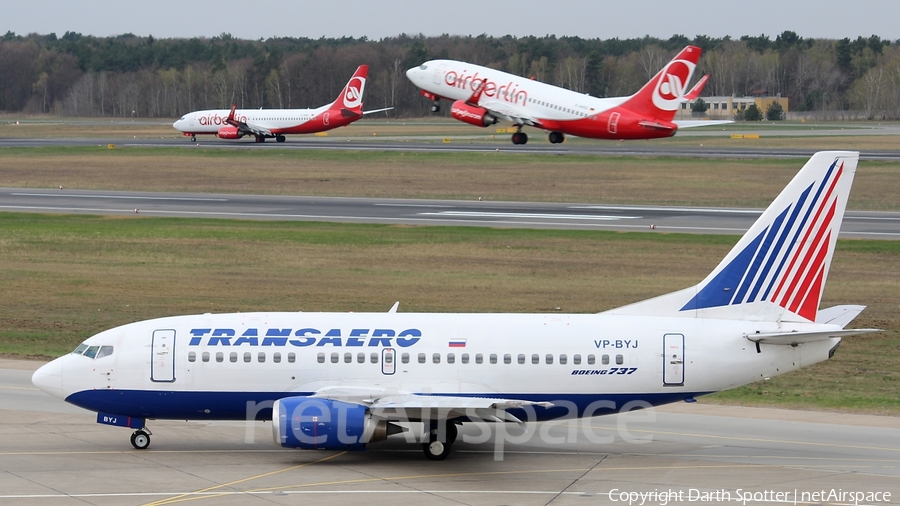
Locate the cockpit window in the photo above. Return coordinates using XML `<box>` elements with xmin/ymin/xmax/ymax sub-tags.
<box><xmin>72</xmin><ymin>343</ymin><xmax>113</xmax><ymax>359</ymax></box>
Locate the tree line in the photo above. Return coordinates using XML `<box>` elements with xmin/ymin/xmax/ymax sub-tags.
<box><xmin>2</xmin><ymin>30</ymin><xmax>899</xmax><ymax>119</ymax></box>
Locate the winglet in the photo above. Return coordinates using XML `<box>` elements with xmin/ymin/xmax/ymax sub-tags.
<box><xmin>225</xmin><ymin>103</ymin><xmax>238</xmax><ymax>126</ymax></box>
<box><xmin>388</xmin><ymin>301</ymin><xmax>399</xmax><ymax>313</ymax></box>
<box><xmin>466</xmin><ymin>79</ymin><xmax>488</xmax><ymax>106</ymax></box>
<box><xmin>683</xmin><ymin>75</ymin><xmax>709</xmax><ymax>101</ymax></box>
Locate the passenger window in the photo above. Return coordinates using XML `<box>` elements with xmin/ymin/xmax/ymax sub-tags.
<box><xmin>288</xmin><ymin>353</ymin><xmax>296</xmax><ymax>363</ymax></box>
<box><xmin>273</xmin><ymin>352</ymin><xmax>281</xmax><ymax>363</ymax></box>
<box><xmin>401</xmin><ymin>353</ymin><xmax>409</xmax><ymax>364</ymax></box>
<box><xmin>344</xmin><ymin>352</ymin><xmax>352</xmax><ymax>364</ymax></box>
<box><xmin>490</xmin><ymin>353</ymin><xmax>497</xmax><ymax>364</ymax></box>
<box><xmin>503</xmin><ymin>354</ymin><xmax>511</xmax><ymax>364</ymax></box>
<box><xmin>616</xmin><ymin>354</ymin><xmax>624</xmax><ymax>365</ymax></box>
<box><xmin>518</xmin><ymin>354</ymin><xmax>526</xmax><ymax>364</ymax></box>
<box><xmin>418</xmin><ymin>353</ymin><xmax>426</xmax><ymax>364</ymax></box>
<box><xmin>230</xmin><ymin>352</ymin><xmax>238</xmax><ymax>363</ymax></box>
<box><xmin>602</xmin><ymin>354</ymin><xmax>609</xmax><ymax>365</ymax></box>
<box><xmin>357</xmin><ymin>352</ymin><xmax>365</xmax><ymax>364</ymax></box>
<box><xmin>461</xmin><ymin>353</ymin><xmax>469</xmax><ymax>364</ymax></box>
<box><xmin>587</xmin><ymin>354</ymin><xmax>596</xmax><ymax>365</ymax></box>
<box><xmin>546</xmin><ymin>354</ymin><xmax>554</xmax><ymax>365</ymax></box>
<box><xmin>447</xmin><ymin>353</ymin><xmax>455</xmax><ymax>364</ymax></box>
<box><xmin>188</xmin><ymin>352</ymin><xmax>196</xmax><ymax>362</ymax></box>
<box><xmin>330</xmin><ymin>352</ymin><xmax>339</xmax><ymax>364</ymax></box>
<box><xmin>258</xmin><ymin>352</ymin><xmax>265</xmax><ymax>363</ymax></box>
<box><xmin>475</xmin><ymin>353</ymin><xmax>483</xmax><ymax>364</ymax></box>
<box><xmin>433</xmin><ymin>353</ymin><xmax>441</xmax><ymax>364</ymax></box>
<box><xmin>96</xmin><ymin>346</ymin><xmax>113</xmax><ymax>359</ymax></box>
<box><xmin>317</xmin><ymin>353</ymin><xmax>325</xmax><ymax>364</ymax></box>
<box><xmin>84</xmin><ymin>346</ymin><xmax>99</xmax><ymax>359</ymax></box>
<box><xmin>559</xmin><ymin>354</ymin><xmax>567</xmax><ymax>365</ymax></box>
<box><xmin>243</xmin><ymin>352</ymin><xmax>251</xmax><ymax>363</ymax></box>
<box><xmin>532</xmin><ymin>354</ymin><xmax>540</xmax><ymax>364</ymax></box>
<box><xmin>202</xmin><ymin>352</ymin><xmax>210</xmax><ymax>363</ymax></box>
<box><xmin>216</xmin><ymin>352</ymin><xmax>223</xmax><ymax>363</ymax></box>
<box><xmin>370</xmin><ymin>353</ymin><xmax>378</xmax><ymax>364</ymax></box>
<box><xmin>573</xmin><ymin>354</ymin><xmax>581</xmax><ymax>364</ymax></box>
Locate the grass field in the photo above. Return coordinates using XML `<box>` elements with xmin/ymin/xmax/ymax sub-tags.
<box><xmin>1</xmin><ymin>213</ymin><xmax>897</xmax><ymax>414</ymax></box>
<box><xmin>1</xmin><ymin>146</ymin><xmax>899</xmax><ymax>210</ymax></box>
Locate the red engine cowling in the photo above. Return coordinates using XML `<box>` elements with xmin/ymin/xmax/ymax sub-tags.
<box><xmin>217</xmin><ymin>126</ymin><xmax>242</xmax><ymax>139</ymax></box>
<box><xmin>450</xmin><ymin>101</ymin><xmax>498</xmax><ymax>128</ymax></box>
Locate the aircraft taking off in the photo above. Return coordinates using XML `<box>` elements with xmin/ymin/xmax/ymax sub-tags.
<box><xmin>172</xmin><ymin>65</ymin><xmax>390</xmax><ymax>143</ymax></box>
<box><xmin>406</xmin><ymin>46</ymin><xmax>728</xmax><ymax>145</ymax></box>
<box><xmin>33</xmin><ymin>152</ymin><xmax>877</xmax><ymax>460</ymax></box>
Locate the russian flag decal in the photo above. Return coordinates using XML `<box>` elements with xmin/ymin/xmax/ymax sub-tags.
<box><xmin>448</xmin><ymin>339</ymin><xmax>466</xmax><ymax>348</ymax></box>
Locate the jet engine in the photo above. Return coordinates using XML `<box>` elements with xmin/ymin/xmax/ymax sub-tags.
<box><xmin>272</xmin><ymin>397</ymin><xmax>404</xmax><ymax>450</ymax></box>
<box><xmin>450</xmin><ymin>101</ymin><xmax>498</xmax><ymax>127</ymax></box>
<box><xmin>216</xmin><ymin>126</ymin><xmax>242</xmax><ymax>139</ymax></box>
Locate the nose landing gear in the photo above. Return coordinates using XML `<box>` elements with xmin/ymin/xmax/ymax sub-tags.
<box><xmin>130</xmin><ymin>428</ymin><xmax>152</xmax><ymax>450</ymax></box>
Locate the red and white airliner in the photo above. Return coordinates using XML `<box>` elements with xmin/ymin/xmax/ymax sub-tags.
<box><xmin>406</xmin><ymin>46</ymin><xmax>727</xmax><ymax>145</ymax></box>
<box><xmin>173</xmin><ymin>65</ymin><xmax>391</xmax><ymax>143</ymax></box>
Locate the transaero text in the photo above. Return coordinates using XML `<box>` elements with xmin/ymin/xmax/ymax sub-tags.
<box><xmin>189</xmin><ymin>328</ymin><xmax>422</xmax><ymax>347</ymax></box>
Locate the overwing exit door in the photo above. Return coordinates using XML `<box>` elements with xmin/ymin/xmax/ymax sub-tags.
<box><xmin>663</xmin><ymin>333</ymin><xmax>684</xmax><ymax>386</ymax></box>
<box><xmin>151</xmin><ymin>329</ymin><xmax>176</xmax><ymax>382</ymax></box>
<box><xmin>382</xmin><ymin>348</ymin><xmax>395</xmax><ymax>375</ymax></box>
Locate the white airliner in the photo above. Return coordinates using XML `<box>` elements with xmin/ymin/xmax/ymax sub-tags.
<box><xmin>32</xmin><ymin>151</ymin><xmax>877</xmax><ymax>460</ymax></box>
<box><xmin>406</xmin><ymin>46</ymin><xmax>729</xmax><ymax>145</ymax></box>
<box><xmin>172</xmin><ymin>65</ymin><xmax>390</xmax><ymax>143</ymax></box>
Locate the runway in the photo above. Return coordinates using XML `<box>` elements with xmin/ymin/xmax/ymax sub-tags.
<box><xmin>3</xmin><ymin>135</ymin><xmax>900</xmax><ymax>160</ymax></box>
<box><xmin>2</xmin><ymin>187</ymin><xmax>898</xmax><ymax>239</ymax></box>
<box><xmin>2</xmin><ymin>360</ymin><xmax>898</xmax><ymax>505</ymax></box>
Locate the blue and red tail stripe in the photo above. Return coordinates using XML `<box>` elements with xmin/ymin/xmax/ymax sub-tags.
<box><xmin>681</xmin><ymin>160</ymin><xmax>844</xmax><ymax>321</ymax></box>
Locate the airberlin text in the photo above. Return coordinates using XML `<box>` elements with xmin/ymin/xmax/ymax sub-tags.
<box><xmin>197</xmin><ymin>113</ymin><xmax>247</xmax><ymax>126</ymax></box>
<box><xmin>188</xmin><ymin>328</ymin><xmax>422</xmax><ymax>347</ymax></box>
<box><xmin>444</xmin><ymin>70</ymin><xmax>528</xmax><ymax>106</ymax></box>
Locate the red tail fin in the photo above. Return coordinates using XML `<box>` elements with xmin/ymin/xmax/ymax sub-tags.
<box><xmin>621</xmin><ymin>46</ymin><xmax>703</xmax><ymax>121</ymax></box>
<box><xmin>330</xmin><ymin>65</ymin><xmax>368</xmax><ymax>115</ymax></box>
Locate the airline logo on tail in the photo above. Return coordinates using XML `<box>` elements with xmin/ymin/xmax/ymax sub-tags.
<box><xmin>681</xmin><ymin>159</ymin><xmax>846</xmax><ymax>321</ymax></box>
<box><xmin>343</xmin><ymin>76</ymin><xmax>365</xmax><ymax>109</ymax></box>
<box><xmin>652</xmin><ymin>58</ymin><xmax>697</xmax><ymax>111</ymax></box>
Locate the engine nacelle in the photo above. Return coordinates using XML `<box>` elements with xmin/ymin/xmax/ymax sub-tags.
<box><xmin>272</xmin><ymin>397</ymin><xmax>403</xmax><ymax>451</ymax></box>
<box><xmin>450</xmin><ymin>101</ymin><xmax>498</xmax><ymax>127</ymax></box>
<box><xmin>216</xmin><ymin>126</ymin><xmax>242</xmax><ymax>139</ymax></box>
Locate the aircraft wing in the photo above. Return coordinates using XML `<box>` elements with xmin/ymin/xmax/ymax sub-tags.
<box><xmin>225</xmin><ymin>104</ymin><xmax>272</xmax><ymax>137</ymax></box>
<box><xmin>745</xmin><ymin>328</ymin><xmax>881</xmax><ymax>345</ymax></box>
<box><xmin>310</xmin><ymin>386</ymin><xmax>551</xmax><ymax>423</ymax></box>
<box><xmin>479</xmin><ymin>99</ymin><xmax>542</xmax><ymax>127</ymax></box>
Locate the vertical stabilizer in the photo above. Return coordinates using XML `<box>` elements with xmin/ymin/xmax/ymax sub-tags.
<box><xmin>620</xmin><ymin>46</ymin><xmax>704</xmax><ymax>122</ymax></box>
<box><xmin>605</xmin><ymin>151</ymin><xmax>859</xmax><ymax>323</ymax></box>
<box><xmin>329</xmin><ymin>65</ymin><xmax>368</xmax><ymax>116</ymax></box>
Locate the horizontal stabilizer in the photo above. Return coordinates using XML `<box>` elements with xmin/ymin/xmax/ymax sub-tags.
<box><xmin>745</xmin><ymin>328</ymin><xmax>881</xmax><ymax>345</ymax></box>
<box><xmin>815</xmin><ymin>304</ymin><xmax>865</xmax><ymax>326</ymax></box>
<box><xmin>363</xmin><ymin>107</ymin><xmax>394</xmax><ymax>115</ymax></box>
<box><xmin>673</xmin><ymin>120</ymin><xmax>733</xmax><ymax>128</ymax></box>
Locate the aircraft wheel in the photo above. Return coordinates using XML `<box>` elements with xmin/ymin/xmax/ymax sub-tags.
<box><xmin>255</xmin><ymin>136</ymin><xmax>265</xmax><ymax>143</ymax></box>
<box><xmin>444</xmin><ymin>422</ymin><xmax>459</xmax><ymax>445</ymax></box>
<box><xmin>511</xmin><ymin>132</ymin><xmax>528</xmax><ymax>145</ymax></box>
<box><xmin>431</xmin><ymin>102</ymin><xmax>441</xmax><ymax>113</ymax></box>
<box><xmin>549</xmin><ymin>131</ymin><xmax>564</xmax><ymax>144</ymax></box>
<box><xmin>276</xmin><ymin>135</ymin><xmax>286</xmax><ymax>143</ymax></box>
<box><xmin>190</xmin><ymin>136</ymin><xmax>196</xmax><ymax>142</ymax></box>
<box><xmin>422</xmin><ymin>440</ymin><xmax>451</xmax><ymax>460</ymax></box>
<box><xmin>130</xmin><ymin>430</ymin><xmax>150</xmax><ymax>450</ymax></box>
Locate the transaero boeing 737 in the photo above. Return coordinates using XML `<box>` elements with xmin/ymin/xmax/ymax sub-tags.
<box><xmin>32</xmin><ymin>151</ymin><xmax>877</xmax><ymax>460</ymax></box>
<box><xmin>406</xmin><ymin>46</ymin><xmax>730</xmax><ymax>145</ymax></box>
<box><xmin>172</xmin><ymin>65</ymin><xmax>391</xmax><ymax>143</ymax></box>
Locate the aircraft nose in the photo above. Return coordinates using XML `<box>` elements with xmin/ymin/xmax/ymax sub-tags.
<box><xmin>405</xmin><ymin>67</ymin><xmax>420</xmax><ymax>81</ymax></box>
<box><xmin>32</xmin><ymin>357</ymin><xmax>64</xmax><ymax>399</ymax></box>
<box><xmin>172</xmin><ymin>119</ymin><xmax>182</xmax><ymax>129</ymax></box>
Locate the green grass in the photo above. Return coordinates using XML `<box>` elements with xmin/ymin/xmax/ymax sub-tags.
<box><xmin>1</xmin><ymin>212</ymin><xmax>897</xmax><ymax>414</ymax></box>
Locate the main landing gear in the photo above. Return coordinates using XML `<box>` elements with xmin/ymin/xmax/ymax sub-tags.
<box><xmin>254</xmin><ymin>135</ymin><xmax>265</xmax><ymax>143</ymax></box>
<box><xmin>511</xmin><ymin>131</ymin><xmax>529</xmax><ymax>145</ymax></box>
<box><xmin>130</xmin><ymin>428</ymin><xmax>152</xmax><ymax>450</ymax></box>
<box><xmin>422</xmin><ymin>422</ymin><xmax>458</xmax><ymax>461</ymax></box>
<box><xmin>275</xmin><ymin>135</ymin><xmax>286</xmax><ymax>143</ymax></box>
<box><xmin>548</xmin><ymin>131</ymin><xmax>565</xmax><ymax>144</ymax></box>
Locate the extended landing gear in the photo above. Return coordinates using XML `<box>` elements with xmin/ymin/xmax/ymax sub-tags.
<box><xmin>190</xmin><ymin>135</ymin><xmax>196</xmax><ymax>142</ymax></box>
<box><xmin>422</xmin><ymin>422</ymin><xmax>458</xmax><ymax>461</ymax></box>
<box><xmin>511</xmin><ymin>131</ymin><xmax>529</xmax><ymax>145</ymax></box>
<box><xmin>275</xmin><ymin>135</ymin><xmax>286</xmax><ymax>143</ymax></box>
<box><xmin>430</xmin><ymin>101</ymin><xmax>441</xmax><ymax>113</ymax></box>
<box><xmin>255</xmin><ymin>136</ymin><xmax>265</xmax><ymax>143</ymax></box>
<box><xmin>130</xmin><ymin>429</ymin><xmax>151</xmax><ymax>450</ymax></box>
<box><xmin>548</xmin><ymin>131</ymin><xmax>565</xmax><ymax>144</ymax></box>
